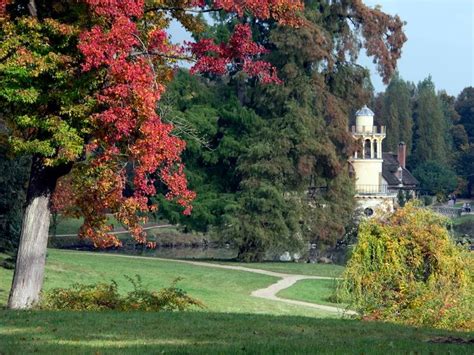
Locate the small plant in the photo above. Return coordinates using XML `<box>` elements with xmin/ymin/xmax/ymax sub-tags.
<box><xmin>40</xmin><ymin>275</ymin><xmax>204</xmax><ymax>311</ymax></box>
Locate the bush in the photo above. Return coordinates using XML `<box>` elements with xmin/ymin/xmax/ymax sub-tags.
<box><xmin>40</xmin><ymin>275</ymin><xmax>204</xmax><ymax>311</ymax></box>
<box><xmin>421</xmin><ymin>195</ymin><xmax>433</xmax><ymax>206</ymax></box>
<box><xmin>338</xmin><ymin>202</ymin><xmax>473</xmax><ymax>331</ymax></box>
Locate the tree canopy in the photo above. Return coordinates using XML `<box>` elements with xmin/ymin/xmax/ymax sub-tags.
<box><xmin>152</xmin><ymin>0</ymin><xmax>407</xmax><ymax>260</ymax></box>
<box><xmin>1</xmin><ymin>0</ymin><xmax>407</xmax><ymax>306</ymax></box>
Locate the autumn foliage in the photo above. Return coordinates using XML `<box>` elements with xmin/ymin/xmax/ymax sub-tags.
<box><xmin>1</xmin><ymin>0</ymin><xmax>406</xmax><ymax>249</ymax></box>
<box><xmin>339</xmin><ymin>203</ymin><xmax>473</xmax><ymax>331</ymax></box>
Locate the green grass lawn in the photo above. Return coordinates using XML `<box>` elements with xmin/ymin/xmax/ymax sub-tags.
<box><xmin>1</xmin><ymin>311</ymin><xmax>472</xmax><ymax>354</ymax></box>
<box><xmin>277</xmin><ymin>279</ymin><xmax>342</xmax><ymax>307</ymax></box>
<box><xmin>215</xmin><ymin>261</ymin><xmax>344</xmax><ymax>277</ymax></box>
<box><xmin>452</xmin><ymin>214</ymin><xmax>474</xmax><ymax>226</ymax></box>
<box><xmin>1</xmin><ymin>250</ymin><xmax>472</xmax><ymax>354</ymax></box>
<box><xmin>0</xmin><ymin>249</ymin><xmax>333</xmax><ymax>318</ymax></box>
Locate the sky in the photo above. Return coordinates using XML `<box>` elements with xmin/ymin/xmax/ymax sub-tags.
<box><xmin>359</xmin><ymin>0</ymin><xmax>473</xmax><ymax>96</ymax></box>
<box><xmin>169</xmin><ymin>0</ymin><xmax>474</xmax><ymax>96</ymax></box>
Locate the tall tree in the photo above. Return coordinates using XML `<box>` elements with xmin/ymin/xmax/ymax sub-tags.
<box><xmin>454</xmin><ymin>87</ymin><xmax>474</xmax><ymax>196</ymax></box>
<box><xmin>219</xmin><ymin>0</ymin><xmax>406</xmax><ymax>260</ymax></box>
<box><xmin>438</xmin><ymin>90</ymin><xmax>458</xmax><ymax>165</ymax></box>
<box><xmin>455</xmin><ymin>87</ymin><xmax>474</xmax><ymax>142</ymax></box>
<box><xmin>1</xmin><ymin>0</ymin><xmax>305</xmax><ymax>308</ymax></box>
<box><xmin>152</xmin><ymin>0</ymin><xmax>406</xmax><ymax>261</ymax></box>
<box><xmin>380</xmin><ymin>74</ymin><xmax>414</xmax><ymax>154</ymax></box>
<box><xmin>411</xmin><ymin>77</ymin><xmax>448</xmax><ymax>167</ymax></box>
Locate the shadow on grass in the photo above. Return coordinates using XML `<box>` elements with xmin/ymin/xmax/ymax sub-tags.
<box><xmin>1</xmin><ymin>311</ymin><xmax>472</xmax><ymax>354</ymax></box>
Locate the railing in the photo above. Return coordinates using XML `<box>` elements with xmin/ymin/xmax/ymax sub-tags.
<box><xmin>355</xmin><ymin>184</ymin><xmax>393</xmax><ymax>195</ymax></box>
<box><xmin>430</xmin><ymin>206</ymin><xmax>462</xmax><ymax>218</ymax></box>
<box><xmin>351</xmin><ymin>126</ymin><xmax>386</xmax><ymax>135</ymax></box>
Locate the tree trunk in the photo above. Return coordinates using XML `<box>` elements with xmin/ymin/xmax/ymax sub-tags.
<box><xmin>8</xmin><ymin>156</ymin><xmax>70</xmax><ymax>309</ymax></box>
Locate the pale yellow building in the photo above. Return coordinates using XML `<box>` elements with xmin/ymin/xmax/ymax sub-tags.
<box><xmin>349</xmin><ymin>106</ymin><xmax>396</xmax><ymax>216</ymax></box>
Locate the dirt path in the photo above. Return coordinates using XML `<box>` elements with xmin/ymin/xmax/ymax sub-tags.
<box><xmin>63</xmin><ymin>251</ymin><xmax>355</xmax><ymax>315</ymax></box>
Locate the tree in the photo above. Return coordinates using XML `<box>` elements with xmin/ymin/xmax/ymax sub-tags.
<box><xmin>379</xmin><ymin>74</ymin><xmax>413</xmax><ymax>154</ymax></box>
<box><xmin>123</xmin><ymin>0</ymin><xmax>406</xmax><ymax>261</ymax></box>
<box><xmin>412</xmin><ymin>160</ymin><xmax>457</xmax><ymax>196</ymax></box>
<box><xmin>151</xmin><ymin>69</ymin><xmax>259</xmax><ymax>232</ymax></box>
<box><xmin>455</xmin><ymin>87</ymin><xmax>474</xmax><ymax>142</ymax></box>
<box><xmin>1</xmin><ymin>0</ymin><xmax>306</xmax><ymax>309</ymax></box>
<box><xmin>339</xmin><ymin>203</ymin><xmax>473</xmax><ymax>330</ymax></box>
<box><xmin>455</xmin><ymin>144</ymin><xmax>474</xmax><ymax>197</ymax></box>
<box><xmin>214</xmin><ymin>0</ymin><xmax>406</xmax><ymax>260</ymax></box>
<box><xmin>0</xmin><ymin>147</ymin><xmax>29</xmax><ymax>257</ymax></box>
<box><xmin>411</xmin><ymin>77</ymin><xmax>449</xmax><ymax>167</ymax></box>
<box><xmin>453</xmin><ymin>87</ymin><xmax>474</xmax><ymax>196</ymax></box>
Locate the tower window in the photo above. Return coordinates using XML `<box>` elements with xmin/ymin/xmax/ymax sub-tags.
<box><xmin>364</xmin><ymin>139</ymin><xmax>371</xmax><ymax>159</ymax></box>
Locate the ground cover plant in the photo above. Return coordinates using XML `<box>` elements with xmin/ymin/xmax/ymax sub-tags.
<box><xmin>41</xmin><ymin>276</ymin><xmax>204</xmax><ymax>311</ymax></box>
<box><xmin>339</xmin><ymin>203</ymin><xmax>474</xmax><ymax>331</ymax></box>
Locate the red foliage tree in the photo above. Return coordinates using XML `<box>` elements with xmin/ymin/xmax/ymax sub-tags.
<box><xmin>3</xmin><ymin>0</ymin><xmax>405</xmax><ymax>308</ymax></box>
<box><xmin>2</xmin><ymin>0</ymin><xmax>305</xmax><ymax>308</ymax></box>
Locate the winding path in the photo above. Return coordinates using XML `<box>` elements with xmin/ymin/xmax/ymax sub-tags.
<box><xmin>67</xmin><ymin>251</ymin><xmax>355</xmax><ymax>315</ymax></box>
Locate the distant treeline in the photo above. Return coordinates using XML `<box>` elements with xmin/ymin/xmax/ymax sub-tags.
<box><xmin>372</xmin><ymin>76</ymin><xmax>473</xmax><ymax>197</ymax></box>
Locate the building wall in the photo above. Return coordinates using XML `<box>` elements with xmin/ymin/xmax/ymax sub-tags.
<box><xmin>352</xmin><ymin>159</ymin><xmax>383</xmax><ymax>187</ymax></box>
<box><xmin>357</xmin><ymin>196</ymin><xmax>395</xmax><ymax>214</ymax></box>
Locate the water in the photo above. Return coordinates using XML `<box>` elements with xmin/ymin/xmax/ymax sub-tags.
<box><xmin>105</xmin><ymin>246</ymin><xmax>238</xmax><ymax>260</ymax></box>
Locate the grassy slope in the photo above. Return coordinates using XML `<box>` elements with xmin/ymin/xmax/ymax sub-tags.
<box><xmin>215</xmin><ymin>261</ymin><xmax>344</xmax><ymax>277</ymax></box>
<box><xmin>452</xmin><ymin>214</ymin><xmax>474</xmax><ymax>226</ymax></box>
<box><xmin>278</xmin><ymin>279</ymin><xmax>342</xmax><ymax>307</ymax></box>
<box><xmin>1</xmin><ymin>250</ymin><xmax>472</xmax><ymax>354</ymax></box>
<box><xmin>0</xmin><ymin>249</ymin><xmax>333</xmax><ymax>318</ymax></box>
<box><xmin>1</xmin><ymin>311</ymin><xmax>472</xmax><ymax>354</ymax></box>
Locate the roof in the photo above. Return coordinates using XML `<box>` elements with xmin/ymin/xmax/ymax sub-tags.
<box><xmin>355</xmin><ymin>105</ymin><xmax>374</xmax><ymax>117</ymax></box>
<box><xmin>382</xmin><ymin>153</ymin><xmax>419</xmax><ymax>187</ymax></box>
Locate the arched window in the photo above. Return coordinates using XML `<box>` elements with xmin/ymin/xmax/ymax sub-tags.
<box><xmin>364</xmin><ymin>139</ymin><xmax>371</xmax><ymax>159</ymax></box>
<box><xmin>364</xmin><ymin>207</ymin><xmax>374</xmax><ymax>217</ymax></box>
<box><xmin>373</xmin><ymin>139</ymin><xmax>378</xmax><ymax>158</ymax></box>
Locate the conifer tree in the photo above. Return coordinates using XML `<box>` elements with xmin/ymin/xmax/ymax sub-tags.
<box><xmin>411</xmin><ymin>77</ymin><xmax>448</xmax><ymax>166</ymax></box>
<box><xmin>223</xmin><ymin>0</ymin><xmax>405</xmax><ymax>260</ymax></box>
<box><xmin>380</xmin><ymin>74</ymin><xmax>413</xmax><ymax>154</ymax></box>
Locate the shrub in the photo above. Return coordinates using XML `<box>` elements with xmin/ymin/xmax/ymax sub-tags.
<box><xmin>40</xmin><ymin>275</ymin><xmax>204</xmax><ymax>311</ymax></box>
<box><xmin>338</xmin><ymin>202</ymin><xmax>473</xmax><ymax>331</ymax></box>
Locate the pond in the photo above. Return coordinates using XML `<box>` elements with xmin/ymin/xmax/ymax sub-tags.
<box><xmin>105</xmin><ymin>246</ymin><xmax>238</xmax><ymax>260</ymax></box>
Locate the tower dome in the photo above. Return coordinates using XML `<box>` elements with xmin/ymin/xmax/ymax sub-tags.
<box><xmin>355</xmin><ymin>105</ymin><xmax>374</xmax><ymax>133</ymax></box>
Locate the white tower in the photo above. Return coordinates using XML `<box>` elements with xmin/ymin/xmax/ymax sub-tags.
<box><xmin>349</xmin><ymin>105</ymin><xmax>394</xmax><ymax>215</ymax></box>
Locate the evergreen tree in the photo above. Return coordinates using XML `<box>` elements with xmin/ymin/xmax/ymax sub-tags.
<box><xmin>379</xmin><ymin>74</ymin><xmax>413</xmax><ymax>154</ymax></box>
<box><xmin>157</xmin><ymin>0</ymin><xmax>406</xmax><ymax>261</ymax></box>
<box><xmin>154</xmin><ymin>70</ymin><xmax>259</xmax><ymax>232</ymax></box>
<box><xmin>411</xmin><ymin>77</ymin><xmax>448</xmax><ymax>167</ymax></box>
<box><xmin>223</xmin><ymin>0</ymin><xmax>390</xmax><ymax>260</ymax></box>
<box><xmin>438</xmin><ymin>90</ymin><xmax>458</xmax><ymax>165</ymax></box>
<box><xmin>455</xmin><ymin>87</ymin><xmax>474</xmax><ymax>142</ymax></box>
<box><xmin>454</xmin><ymin>87</ymin><xmax>474</xmax><ymax>196</ymax></box>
